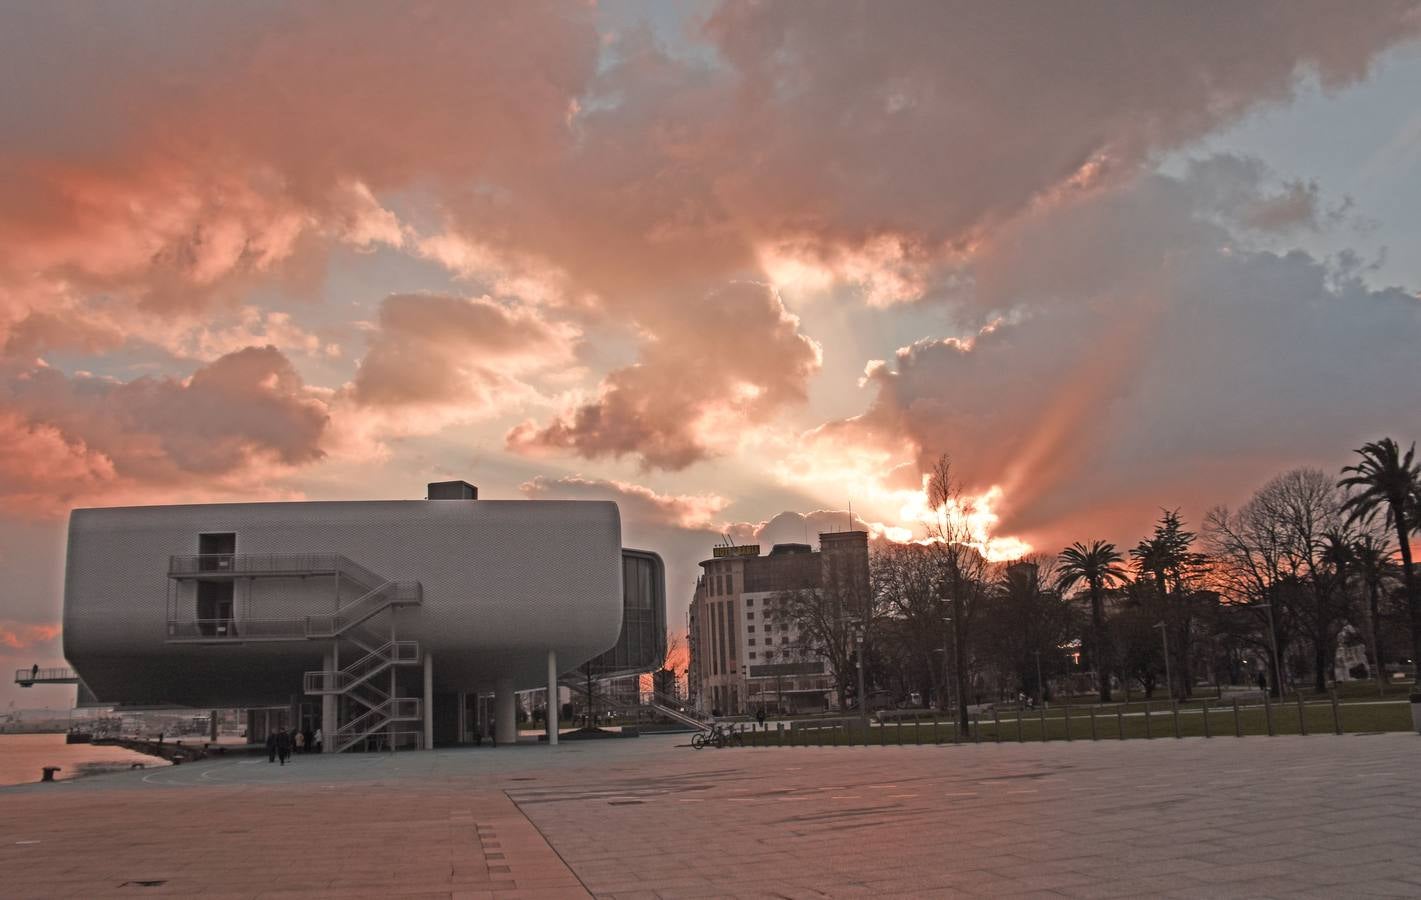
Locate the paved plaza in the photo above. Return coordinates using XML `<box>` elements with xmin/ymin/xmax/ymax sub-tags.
<box><xmin>2</xmin><ymin>732</ymin><xmax>1419</xmax><ymax>899</ymax></box>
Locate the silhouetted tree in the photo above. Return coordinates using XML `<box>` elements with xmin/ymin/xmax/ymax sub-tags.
<box><xmin>1131</xmin><ymin>510</ymin><xmax>1208</xmax><ymax>698</ymax></box>
<box><xmin>1056</xmin><ymin>540</ymin><xmax>1127</xmax><ymax>702</ymax></box>
<box><xmin>1340</xmin><ymin>438</ymin><xmax>1421</xmax><ymax>682</ymax></box>
<box><xmin>1352</xmin><ymin>535</ymin><xmax>1397</xmax><ymax>690</ymax></box>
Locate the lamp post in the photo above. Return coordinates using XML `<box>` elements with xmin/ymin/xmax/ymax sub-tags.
<box><xmin>1154</xmin><ymin>621</ymin><xmax>1172</xmax><ymax>701</ymax></box>
<box><xmin>854</xmin><ymin>621</ymin><xmax>867</xmax><ymax>725</ymax></box>
<box><xmin>1033</xmin><ymin>649</ymin><xmax>1044</xmax><ymax>704</ymax></box>
<box><xmin>1253</xmin><ymin>602</ymin><xmax>1283</xmax><ymax>697</ymax></box>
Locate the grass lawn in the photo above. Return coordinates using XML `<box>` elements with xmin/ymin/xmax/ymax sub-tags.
<box><xmin>734</xmin><ymin>698</ymin><xmax>1413</xmax><ymax>747</ymax></box>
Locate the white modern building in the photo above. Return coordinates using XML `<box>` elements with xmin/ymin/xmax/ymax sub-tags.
<box><xmin>56</xmin><ymin>481</ymin><xmax>665</xmax><ymax>751</ymax></box>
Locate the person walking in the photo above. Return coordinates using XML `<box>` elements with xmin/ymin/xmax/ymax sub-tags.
<box><xmin>756</xmin><ymin>706</ymin><xmax>766</xmax><ymax>729</ymax></box>
<box><xmin>266</xmin><ymin>729</ymin><xmax>278</xmax><ymax>763</ymax></box>
<box><xmin>276</xmin><ymin>728</ymin><xmax>292</xmax><ymax>765</ymax></box>
<box><xmin>313</xmin><ymin>727</ymin><xmax>323</xmax><ymax>754</ymax></box>
<box><xmin>294</xmin><ymin>729</ymin><xmax>305</xmax><ymax>754</ymax></box>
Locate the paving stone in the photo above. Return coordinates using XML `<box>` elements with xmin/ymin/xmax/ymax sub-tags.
<box><xmin>4</xmin><ymin>733</ymin><xmax>1420</xmax><ymax>898</ymax></box>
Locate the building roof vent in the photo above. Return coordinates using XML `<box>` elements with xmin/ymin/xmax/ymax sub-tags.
<box><xmin>427</xmin><ymin>480</ymin><xmax>478</xmax><ymax>500</ymax></box>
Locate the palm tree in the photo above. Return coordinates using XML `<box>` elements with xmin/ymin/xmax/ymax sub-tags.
<box><xmin>1057</xmin><ymin>541</ymin><xmax>1127</xmax><ymax>702</ymax></box>
<box><xmin>1339</xmin><ymin>439</ymin><xmax>1421</xmax><ymax>687</ymax></box>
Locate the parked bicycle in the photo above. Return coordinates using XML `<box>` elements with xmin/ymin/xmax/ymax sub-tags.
<box><xmin>690</xmin><ymin>722</ymin><xmax>745</xmax><ymax>749</ymax></box>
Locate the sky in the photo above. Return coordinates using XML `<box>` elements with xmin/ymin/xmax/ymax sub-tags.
<box><xmin>3</xmin><ymin>1</ymin><xmax>1420</xmax><ymax>708</ymax></box>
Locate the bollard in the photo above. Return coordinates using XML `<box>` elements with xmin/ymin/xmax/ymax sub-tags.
<box><xmin>1089</xmin><ymin>706</ymin><xmax>1098</xmax><ymax>741</ymax></box>
<box><xmin>1117</xmin><ymin>706</ymin><xmax>1124</xmax><ymax>740</ymax></box>
<box><xmin>1065</xmin><ymin>705</ymin><xmax>1073</xmax><ymax>742</ymax></box>
<box><xmin>1233</xmin><ymin>698</ymin><xmax>1242</xmax><ymax>737</ymax></box>
<box><xmin>915</xmin><ymin>716</ymin><xmax>922</xmax><ymax>746</ymax></box>
<box><xmin>993</xmin><ymin>708</ymin><xmax>1002</xmax><ymax>743</ymax></box>
<box><xmin>1296</xmin><ymin>693</ymin><xmax>1308</xmax><ymax>736</ymax></box>
<box><xmin>1203</xmin><ymin>699</ymin><xmax>1211</xmax><ymax>738</ymax></box>
<box><xmin>879</xmin><ymin>717</ymin><xmax>886</xmax><ymax>747</ymax></box>
<box><xmin>41</xmin><ymin>766</ymin><xmax>61</xmax><ymax>782</ymax></box>
<box><xmin>1330</xmin><ymin>690</ymin><xmax>1342</xmax><ymax>735</ymax></box>
<box><xmin>897</xmin><ymin>719</ymin><xmax>903</xmax><ymax>746</ymax></box>
<box><xmin>932</xmin><ymin>714</ymin><xmax>941</xmax><ymax>745</ymax></box>
<box><xmin>1017</xmin><ymin>709</ymin><xmax>1024</xmax><ymax>743</ymax></box>
<box><xmin>973</xmin><ymin>712</ymin><xmax>981</xmax><ymax>744</ymax></box>
<box><xmin>777</xmin><ymin>722</ymin><xmax>784</xmax><ymax>746</ymax></box>
<box><xmin>1172</xmin><ymin>701</ymin><xmax>1181</xmax><ymax>739</ymax></box>
<box><xmin>1264</xmin><ymin>690</ymin><xmax>1274</xmax><ymax>736</ymax></box>
<box><xmin>1144</xmin><ymin>702</ymin><xmax>1152</xmax><ymax>739</ymax></box>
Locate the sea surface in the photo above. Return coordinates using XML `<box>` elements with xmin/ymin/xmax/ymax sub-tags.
<box><xmin>0</xmin><ymin>733</ymin><xmax>169</xmax><ymax>787</ymax></box>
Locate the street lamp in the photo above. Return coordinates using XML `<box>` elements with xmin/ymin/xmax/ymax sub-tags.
<box><xmin>1251</xmin><ymin>602</ymin><xmax>1283</xmax><ymax>697</ymax></box>
<box><xmin>1153</xmin><ymin>621</ymin><xmax>1172</xmax><ymax>701</ymax></box>
<box><xmin>853</xmin><ymin>621</ymin><xmax>867</xmax><ymax>725</ymax></box>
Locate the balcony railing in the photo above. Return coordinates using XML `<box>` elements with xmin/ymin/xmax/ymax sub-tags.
<box><xmin>14</xmin><ymin>667</ymin><xmax>78</xmax><ymax>686</ymax></box>
<box><xmin>166</xmin><ymin>618</ymin><xmax>308</xmax><ymax>641</ymax></box>
<box><xmin>167</xmin><ymin>553</ymin><xmax>386</xmax><ymax>590</ymax></box>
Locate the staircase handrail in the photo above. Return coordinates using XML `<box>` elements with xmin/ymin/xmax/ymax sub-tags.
<box><xmin>334</xmin><ymin>697</ymin><xmax>421</xmax><ymax>742</ymax></box>
<box><xmin>302</xmin><ymin>640</ymin><xmax>418</xmax><ymax>694</ymax></box>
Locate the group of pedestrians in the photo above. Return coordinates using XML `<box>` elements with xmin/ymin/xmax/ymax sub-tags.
<box><xmin>265</xmin><ymin>726</ymin><xmax>321</xmax><ymax>764</ymax></box>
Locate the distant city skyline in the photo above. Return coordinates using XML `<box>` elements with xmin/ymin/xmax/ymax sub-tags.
<box><xmin>3</xmin><ymin>2</ymin><xmax>1420</xmax><ymax>706</ymax></box>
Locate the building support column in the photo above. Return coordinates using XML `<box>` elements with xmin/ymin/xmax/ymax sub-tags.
<box><xmin>456</xmin><ymin>690</ymin><xmax>468</xmax><ymax>745</ymax></box>
<box><xmin>495</xmin><ymin>678</ymin><xmax>516</xmax><ymax>746</ymax></box>
<box><xmin>547</xmin><ymin>649</ymin><xmax>559</xmax><ymax>746</ymax></box>
<box><xmin>423</xmin><ymin>651</ymin><xmax>434</xmax><ymax>751</ymax></box>
<box><xmin>321</xmin><ymin>647</ymin><xmax>337</xmax><ymax>753</ymax></box>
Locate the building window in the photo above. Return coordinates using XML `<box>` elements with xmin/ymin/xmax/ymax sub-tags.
<box><xmin>781</xmin><ymin>636</ymin><xmax>789</xmax><ymax>644</ymax></box>
<box><xmin>749</xmin><ymin>652</ymin><xmax>757</xmax><ymax>660</ymax></box>
<box><xmin>746</xmin><ymin>598</ymin><xmax>754</xmax><ymax>606</ymax></box>
<box><xmin>748</xmin><ymin>638</ymin><xmax>755</xmax><ymax>646</ymax></box>
<box><xmin>746</xmin><ymin>612</ymin><xmax>754</xmax><ymax>620</ymax></box>
<box><xmin>748</xmin><ymin>626</ymin><xmax>755</xmax><ymax>634</ymax></box>
<box><xmin>780</xmin><ymin>623</ymin><xmax>788</xmax><ymax>631</ymax></box>
<box><xmin>725</xmin><ymin>573</ymin><xmax>734</xmax><ymax>593</ymax></box>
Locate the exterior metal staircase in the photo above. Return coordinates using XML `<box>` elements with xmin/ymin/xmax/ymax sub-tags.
<box><xmin>332</xmin><ymin>697</ymin><xmax>422</xmax><ymax>753</ymax></box>
<box><xmin>166</xmin><ymin>552</ymin><xmax>425</xmax><ymax>753</ymax></box>
<box><xmin>304</xmin><ymin>640</ymin><xmax>420</xmax><ymax>696</ymax></box>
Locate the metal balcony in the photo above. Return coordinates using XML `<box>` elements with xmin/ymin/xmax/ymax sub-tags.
<box><xmin>15</xmin><ymin>667</ymin><xmax>79</xmax><ymax>687</ymax></box>
<box><xmin>167</xmin><ymin>553</ymin><xmax>386</xmax><ymax>590</ymax></box>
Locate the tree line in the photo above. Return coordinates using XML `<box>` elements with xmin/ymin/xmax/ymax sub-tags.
<box><xmin>783</xmin><ymin>438</ymin><xmax>1421</xmax><ymax>715</ymax></box>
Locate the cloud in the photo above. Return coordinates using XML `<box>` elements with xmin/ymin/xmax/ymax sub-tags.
<box><xmin>1</xmin><ymin>2</ymin><xmax>1415</xmax><ymax>476</ymax></box>
<box><xmin>351</xmin><ymin>293</ymin><xmax>579</xmax><ymax>408</ymax></box>
<box><xmin>520</xmin><ymin>475</ymin><xmax>730</xmax><ymax>530</ymax></box>
<box><xmin>0</xmin><ymin>346</ymin><xmax>327</xmax><ymax>516</ymax></box>
<box><xmin>0</xmin><ymin>621</ymin><xmax>61</xmax><ymax>650</ymax></box>
<box><xmin>507</xmin><ymin>282</ymin><xmax>822</xmax><ymax>470</ymax></box>
<box><xmin>799</xmin><ymin>157</ymin><xmax>1421</xmax><ymax>552</ymax></box>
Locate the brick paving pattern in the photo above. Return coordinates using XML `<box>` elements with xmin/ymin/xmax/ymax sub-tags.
<box><xmin>2</xmin><ymin>732</ymin><xmax>1418</xmax><ymax>898</ymax></box>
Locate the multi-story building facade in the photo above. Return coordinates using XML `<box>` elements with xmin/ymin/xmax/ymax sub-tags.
<box><xmin>688</xmin><ymin>531</ymin><xmax>868</xmax><ymax>716</ymax></box>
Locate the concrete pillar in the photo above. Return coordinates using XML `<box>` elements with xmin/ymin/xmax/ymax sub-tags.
<box><xmin>495</xmin><ymin>678</ymin><xmax>516</xmax><ymax>746</ymax></box>
<box><xmin>547</xmin><ymin>649</ymin><xmax>559</xmax><ymax>746</ymax></box>
<box><xmin>456</xmin><ymin>690</ymin><xmax>468</xmax><ymax>744</ymax></box>
<box><xmin>423</xmin><ymin>651</ymin><xmax>435</xmax><ymax>751</ymax></box>
<box><xmin>321</xmin><ymin>647</ymin><xmax>337</xmax><ymax>753</ymax></box>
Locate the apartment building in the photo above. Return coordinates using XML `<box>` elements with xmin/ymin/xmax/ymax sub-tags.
<box><xmin>688</xmin><ymin>531</ymin><xmax>868</xmax><ymax>716</ymax></box>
